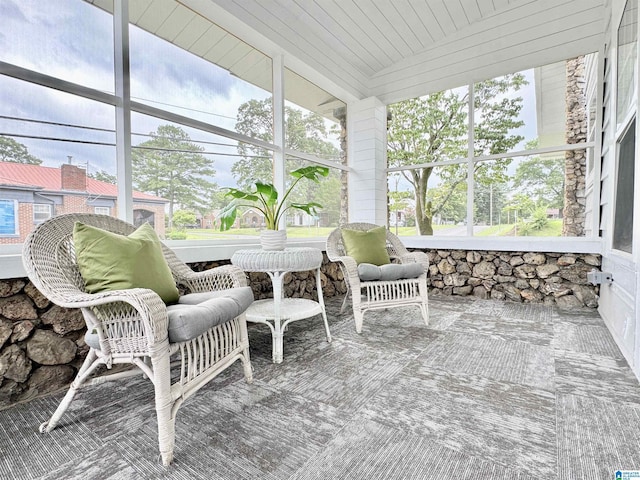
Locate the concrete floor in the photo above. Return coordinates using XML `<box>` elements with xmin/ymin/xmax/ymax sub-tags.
<box><xmin>1</xmin><ymin>295</ymin><xmax>639</xmax><ymax>479</ymax></box>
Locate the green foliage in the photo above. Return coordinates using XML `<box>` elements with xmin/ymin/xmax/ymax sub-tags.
<box><xmin>0</xmin><ymin>135</ymin><xmax>42</xmax><ymax>164</ymax></box>
<box><xmin>167</xmin><ymin>229</ymin><xmax>188</xmax><ymax>240</ymax></box>
<box><xmin>171</xmin><ymin>210</ymin><xmax>197</xmax><ymax>229</ymax></box>
<box><xmin>88</xmin><ymin>169</ymin><xmax>116</xmax><ymax>184</ymax></box>
<box><xmin>388</xmin><ymin>73</ymin><xmax>527</xmax><ymax>235</ymax></box>
<box><xmin>513</xmin><ymin>155</ymin><xmax>565</xmax><ymax>209</ymax></box>
<box><xmin>516</xmin><ymin>221</ymin><xmax>534</xmax><ymax>236</ymax></box>
<box><xmin>132</xmin><ymin>125</ymin><xmax>217</xmax><ymax>225</ymax></box>
<box><xmin>219</xmin><ymin>165</ymin><xmax>329</xmax><ymax>230</ymax></box>
<box><xmin>530</xmin><ymin>207</ymin><xmax>550</xmax><ymax>230</ymax></box>
<box><xmin>233</xmin><ymin>98</ymin><xmax>339</xmax><ymax>190</ymax></box>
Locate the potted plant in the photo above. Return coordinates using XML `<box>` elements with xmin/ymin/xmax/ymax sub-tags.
<box><xmin>219</xmin><ymin>165</ymin><xmax>329</xmax><ymax>250</ymax></box>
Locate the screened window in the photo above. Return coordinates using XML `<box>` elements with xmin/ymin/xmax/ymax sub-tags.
<box><xmin>94</xmin><ymin>206</ymin><xmax>110</xmax><ymax>215</ymax></box>
<box><xmin>613</xmin><ymin>121</ymin><xmax>635</xmax><ymax>254</ymax></box>
<box><xmin>617</xmin><ymin>0</ymin><xmax>638</xmax><ymax>129</ymax></box>
<box><xmin>388</xmin><ymin>54</ymin><xmax>597</xmax><ymax>238</ymax></box>
<box><xmin>33</xmin><ymin>204</ymin><xmax>52</xmax><ymax>223</ymax></box>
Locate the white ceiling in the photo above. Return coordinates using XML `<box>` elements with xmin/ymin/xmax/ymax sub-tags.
<box><xmin>210</xmin><ymin>0</ymin><xmax>520</xmax><ymax>81</ymax></box>
<box><xmin>193</xmin><ymin>0</ymin><xmax>606</xmax><ymax>102</ymax></box>
<box><xmin>90</xmin><ymin>0</ymin><xmax>606</xmax><ymax>112</ymax></box>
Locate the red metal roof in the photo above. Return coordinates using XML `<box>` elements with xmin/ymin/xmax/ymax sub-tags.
<box><xmin>0</xmin><ymin>161</ymin><xmax>166</xmax><ymax>202</ymax></box>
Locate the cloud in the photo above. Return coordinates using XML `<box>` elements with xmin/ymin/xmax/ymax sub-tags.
<box><xmin>1</xmin><ymin>0</ymin><xmax>273</xmax><ymax>188</ymax></box>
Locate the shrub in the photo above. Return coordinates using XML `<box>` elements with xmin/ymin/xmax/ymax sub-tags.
<box><xmin>168</xmin><ymin>229</ymin><xmax>187</xmax><ymax>240</ymax></box>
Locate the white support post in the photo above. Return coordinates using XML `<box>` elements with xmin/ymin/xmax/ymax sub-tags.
<box><xmin>272</xmin><ymin>54</ymin><xmax>286</xmax><ymax>230</ymax></box>
<box><xmin>467</xmin><ymin>85</ymin><xmax>475</xmax><ymax>236</ymax></box>
<box><xmin>347</xmin><ymin>97</ymin><xmax>388</xmax><ymax>225</ymax></box>
<box><xmin>113</xmin><ymin>0</ymin><xmax>133</xmax><ymax>223</ymax></box>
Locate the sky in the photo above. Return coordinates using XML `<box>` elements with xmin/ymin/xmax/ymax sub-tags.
<box><xmin>0</xmin><ymin>0</ymin><xmax>273</xmax><ymax>188</ymax></box>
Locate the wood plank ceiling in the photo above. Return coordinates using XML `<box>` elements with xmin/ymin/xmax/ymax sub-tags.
<box><xmin>88</xmin><ymin>0</ymin><xmax>604</xmax><ymax>115</ymax></box>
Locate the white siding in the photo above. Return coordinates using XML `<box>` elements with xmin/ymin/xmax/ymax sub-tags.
<box><xmin>598</xmin><ymin>0</ymin><xmax>640</xmax><ymax>380</ymax></box>
<box><xmin>348</xmin><ymin>97</ymin><xmax>388</xmax><ymax>225</ymax></box>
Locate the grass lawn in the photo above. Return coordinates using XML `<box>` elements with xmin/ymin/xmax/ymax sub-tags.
<box><xmin>476</xmin><ymin>220</ymin><xmax>562</xmax><ymax>237</ymax></box>
<box><xmin>179</xmin><ymin>220</ymin><xmax>562</xmax><ymax>240</ymax></box>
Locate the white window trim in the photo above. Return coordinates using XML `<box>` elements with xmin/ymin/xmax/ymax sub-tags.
<box><xmin>94</xmin><ymin>206</ymin><xmax>110</xmax><ymax>215</ymax></box>
<box><xmin>33</xmin><ymin>203</ymin><xmax>52</xmax><ymax>222</ymax></box>
<box><xmin>0</xmin><ymin>199</ymin><xmax>19</xmax><ymax>237</ymax></box>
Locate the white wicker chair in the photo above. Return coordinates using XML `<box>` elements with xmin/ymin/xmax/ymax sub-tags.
<box><xmin>326</xmin><ymin>223</ymin><xmax>429</xmax><ymax>333</ymax></box>
<box><xmin>22</xmin><ymin>213</ymin><xmax>254</xmax><ymax>466</ymax></box>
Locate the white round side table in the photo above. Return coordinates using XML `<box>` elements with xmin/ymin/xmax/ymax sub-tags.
<box><xmin>231</xmin><ymin>247</ymin><xmax>332</xmax><ymax>363</ymax></box>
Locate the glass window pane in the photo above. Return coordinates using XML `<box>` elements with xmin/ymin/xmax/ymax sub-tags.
<box><xmin>613</xmin><ymin>119</ymin><xmax>635</xmax><ymax>253</ymax></box>
<box><xmin>33</xmin><ymin>204</ymin><xmax>52</xmax><ymax>222</ymax></box>
<box><xmin>0</xmin><ymin>0</ymin><xmax>114</xmax><ymax>93</ymax></box>
<box><xmin>285</xmin><ymin>156</ymin><xmax>341</xmax><ymax>233</ymax></box>
<box><xmin>131</xmin><ymin>112</ymin><xmax>267</xmax><ymax>239</ymax></box>
<box><xmin>473</xmin><ymin>151</ymin><xmax>592</xmax><ymax>238</ymax></box>
<box><xmin>474</xmin><ymin>55</ymin><xmax>596</xmax><ymax>154</ymax></box>
<box><xmin>129</xmin><ymin>6</ymin><xmax>272</xmax><ymax>134</ymax></box>
<box><xmin>474</xmin><ymin>156</ymin><xmax>565</xmax><ymax>237</ymax></box>
<box><xmin>389</xmin><ymin>87</ymin><xmax>469</xmax><ymax>167</ymax></box>
<box><xmin>0</xmin><ymin>200</ymin><xmax>19</xmax><ymax>238</ymax></box>
<box><xmin>0</xmin><ymin>76</ymin><xmax>117</xmax><ymax>243</ymax></box>
<box><xmin>389</xmin><ymin>165</ymin><xmax>468</xmax><ymax>237</ymax></box>
<box><xmin>617</xmin><ymin>0</ymin><xmax>638</xmax><ymax>129</ymax></box>
<box><xmin>284</xmin><ymin>68</ymin><xmax>345</xmax><ymax>164</ymax></box>
<box><xmin>388</xmin><ymin>87</ymin><xmax>469</xmax><ymax>236</ymax></box>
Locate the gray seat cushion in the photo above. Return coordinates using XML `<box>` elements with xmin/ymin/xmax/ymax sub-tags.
<box><xmin>167</xmin><ymin>287</ymin><xmax>254</xmax><ymax>342</ymax></box>
<box><xmin>85</xmin><ymin>286</ymin><xmax>254</xmax><ymax>348</ymax></box>
<box><xmin>357</xmin><ymin>262</ymin><xmax>424</xmax><ymax>281</ymax></box>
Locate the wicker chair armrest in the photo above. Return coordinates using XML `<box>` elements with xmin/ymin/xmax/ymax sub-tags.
<box><xmin>60</xmin><ymin>288</ymin><xmax>169</xmax><ymax>348</ymax></box>
<box><xmin>176</xmin><ymin>264</ymin><xmax>248</xmax><ymax>293</ymax></box>
<box><xmin>331</xmin><ymin>255</ymin><xmax>361</xmax><ymax>287</ymax></box>
<box><xmin>399</xmin><ymin>251</ymin><xmax>430</xmax><ymax>272</ymax></box>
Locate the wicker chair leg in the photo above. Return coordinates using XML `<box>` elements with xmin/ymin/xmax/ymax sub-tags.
<box><xmin>420</xmin><ymin>303</ymin><xmax>429</xmax><ymax>325</ymax></box>
<box><xmin>40</xmin><ymin>349</ymin><xmax>100</xmax><ymax>433</ymax></box>
<box><xmin>353</xmin><ymin>309</ymin><xmax>364</xmax><ymax>334</ymax></box>
<box><xmin>151</xmin><ymin>347</ymin><xmax>176</xmax><ymax>467</ymax></box>
<box><xmin>241</xmin><ymin>352</ymin><xmax>253</xmax><ymax>384</ymax></box>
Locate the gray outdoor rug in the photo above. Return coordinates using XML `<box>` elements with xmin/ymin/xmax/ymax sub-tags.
<box><xmin>1</xmin><ymin>294</ymin><xmax>639</xmax><ymax>479</ymax></box>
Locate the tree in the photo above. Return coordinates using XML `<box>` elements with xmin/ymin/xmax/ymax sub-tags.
<box><xmin>132</xmin><ymin>125</ymin><xmax>216</xmax><ymax>227</ymax></box>
<box><xmin>233</xmin><ymin>98</ymin><xmax>340</xmax><ymax>195</ymax></box>
<box><xmin>388</xmin><ymin>74</ymin><xmax>526</xmax><ymax>235</ymax></box>
<box><xmin>0</xmin><ymin>135</ymin><xmax>42</xmax><ymax>164</ymax></box>
<box><xmin>512</xmin><ymin>155</ymin><xmax>564</xmax><ymax>210</ymax></box>
<box><xmin>231</xmin><ymin>98</ymin><xmax>341</xmax><ymax>225</ymax></box>
<box><xmin>171</xmin><ymin>209</ymin><xmax>197</xmax><ymax>229</ymax></box>
<box><xmin>474</xmin><ymin>181</ymin><xmax>509</xmax><ymax>225</ymax></box>
<box><xmin>88</xmin><ymin>169</ymin><xmax>116</xmax><ymax>184</ymax></box>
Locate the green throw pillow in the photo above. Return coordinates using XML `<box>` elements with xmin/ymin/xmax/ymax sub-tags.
<box><xmin>341</xmin><ymin>226</ymin><xmax>390</xmax><ymax>266</ymax></box>
<box><xmin>73</xmin><ymin>222</ymin><xmax>179</xmax><ymax>304</ymax></box>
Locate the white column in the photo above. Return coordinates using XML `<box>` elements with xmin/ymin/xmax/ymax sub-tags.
<box><xmin>272</xmin><ymin>54</ymin><xmax>286</xmax><ymax>230</ymax></box>
<box><xmin>347</xmin><ymin>97</ymin><xmax>388</xmax><ymax>225</ymax></box>
<box><xmin>113</xmin><ymin>0</ymin><xmax>133</xmax><ymax>223</ymax></box>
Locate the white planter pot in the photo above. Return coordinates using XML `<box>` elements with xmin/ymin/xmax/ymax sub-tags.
<box><xmin>260</xmin><ymin>229</ymin><xmax>287</xmax><ymax>251</ymax></box>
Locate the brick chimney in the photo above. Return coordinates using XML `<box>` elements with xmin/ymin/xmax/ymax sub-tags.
<box><xmin>61</xmin><ymin>164</ymin><xmax>87</xmax><ymax>191</ymax></box>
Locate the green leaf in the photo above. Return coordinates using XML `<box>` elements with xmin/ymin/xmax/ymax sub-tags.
<box><xmin>290</xmin><ymin>201</ymin><xmax>323</xmax><ymax>216</ymax></box>
<box><xmin>290</xmin><ymin>166</ymin><xmax>330</xmax><ymax>182</ymax></box>
<box><xmin>223</xmin><ymin>187</ymin><xmax>259</xmax><ymax>203</ymax></box>
<box><xmin>254</xmin><ymin>182</ymin><xmax>278</xmax><ymax>205</ymax></box>
<box><xmin>218</xmin><ymin>202</ymin><xmax>239</xmax><ymax>231</ymax></box>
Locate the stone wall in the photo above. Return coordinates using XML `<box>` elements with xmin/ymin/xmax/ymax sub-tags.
<box><xmin>333</xmin><ymin>106</ymin><xmax>349</xmax><ymax>226</ymax></box>
<box><xmin>424</xmin><ymin>250</ymin><xmax>600</xmax><ymax>308</ymax></box>
<box><xmin>563</xmin><ymin>56</ymin><xmax>587</xmax><ymax>237</ymax></box>
<box><xmin>0</xmin><ymin>249</ymin><xmax>600</xmax><ymax>409</ymax></box>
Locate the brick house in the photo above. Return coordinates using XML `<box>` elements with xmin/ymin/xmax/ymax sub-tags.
<box><xmin>0</xmin><ymin>162</ymin><xmax>168</xmax><ymax>244</ymax></box>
